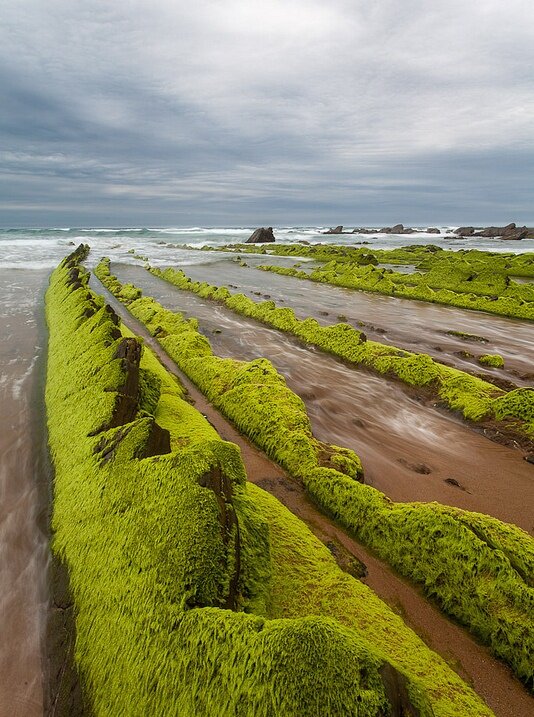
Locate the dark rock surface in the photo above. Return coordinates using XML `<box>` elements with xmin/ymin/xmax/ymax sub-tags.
<box><xmin>350</xmin><ymin>225</ymin><xmax>441</xmax><ymax>235</ymax></box>
<box><xmin>246</xmin><ymin>227</ymin><xmax>276</xmax><ymax>243</ymax></box>
<box><xmin>390</xmin><ymin>224</ymin><xmax>406</xmax><ymax>233</ymax></box>
<box><xmin>46</xmin><ymin>557</ymin><xmax>87</xmax><ymax>717</ymax></box>
<box><xmin>455</xmin><ymin>223</ymin><xmax>531</xmax><ymax>240</ymax></box>
<box><xmin>323</xmin><ymin>225</ymin><xmax>344</xmax><ymax>234</ymax></box>
<box><xmin>376</xmin><ymin>224</ymin><xmax>415</xmax><ymax>235</ymax></box>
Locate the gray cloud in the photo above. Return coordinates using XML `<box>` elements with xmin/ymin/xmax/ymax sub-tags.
<box><xmin>0</xmin><ymin>0</ymin><xmax>533</xmax><ymax>225</ymax></box>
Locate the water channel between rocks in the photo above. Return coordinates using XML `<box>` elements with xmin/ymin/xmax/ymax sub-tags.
<box><xmin>111</xmin><ymin>263</ymin><xmax>534</xmax><ymax>534</ymax></box>
<box><xmin>180</xmin><ymin>252</ymin><xmax>534</xmax><ymax>386</ymax></box>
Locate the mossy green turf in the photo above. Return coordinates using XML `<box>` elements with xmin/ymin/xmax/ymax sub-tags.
<box><xmin>147</xmin><ymin>264</ymin><xmax>534</xmax><ymax>438</ymax></box>
<box><xmin>478</xmin><ymin>353</ymin><xmax>505</xmax><ymax>368</ymax></box>
<box><xmin>204</xmin><ymin>241</ymin><xmax>534</xmax><ymax>321</ymax></box>
<box><xmin>45</xmin><ymin>248</ymin><xmax>499</xmax><ymax>716</ymax></box>
<box><xmin>95</xmin><ymin>256</ymin><xmax>534</xmax><ymax>688</ymax></box>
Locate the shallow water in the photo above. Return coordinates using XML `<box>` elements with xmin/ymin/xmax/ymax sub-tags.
<box><xmin>0</xmin><ymin>269</ymin><xmax>50</xmax><ymax>717</ymax></box>
<box><xmin>114</xmin><ymin>264</ymin><xmax>534</xmax><ymax>533</ymax></box>
<box><xmin>179</xmin><ymin>254</ymin><xmax>534</xmax><ymax>385</ymax></box>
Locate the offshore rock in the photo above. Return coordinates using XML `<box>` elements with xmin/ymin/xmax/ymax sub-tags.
<box><xmin>475</xmin><ymin>223</ymin><xmax>528</xmax><ymax>240</ymax></box>
<box><xmin>324</xmin><ymin>225</ymin><xmax>344</xmax><ymax>234</ymax></box>
<box><xmin>389</xmin><ymin>224</ymin><xmax>405</xmax><ymax>233</ymax></box>
<box><xmin>378</xmin><ymin>224</ymin><xmax>415</xmax><ymax>235</ymax></box>
<box><xmin>246</xmin><ymin>227</ymin><xmax>276</xmax><ymax>243</ymax></box>
<box><xmin>456</xmin><ymin>223</ymin><xmax>528</xmax><ymax>240</ymax></box>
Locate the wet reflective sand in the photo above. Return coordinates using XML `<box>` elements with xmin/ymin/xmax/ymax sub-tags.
<box><xmin>0</xmin><ymin>270</ymin><xmax>50</xmax><ymax>717</ymax></box>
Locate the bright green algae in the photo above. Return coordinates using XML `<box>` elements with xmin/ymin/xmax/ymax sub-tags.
<box><xmin>147</xmin><ymin>264</ymin><xmax>533</xmax><ymax>436</ymax></box>
<box><xmin>205</xmin><ymin>242</ymin><xmax>534</xmax><ymax>321</ymax></box>
<box><xmin>478</xmin><ymin>354</ymin><xmax>505</xmax><ymax>368</ymax></box>
<box><xmin>45</xmin><ymin>248</ymin><xmax>500</xmax><ymax>716</ymax></box>
<box><xmin>95</xmin><ymin>260</ymin><xmax>364</xmax><ymax>485</ymax></box>
<box><xmin>95</xmin><ymin>257</ymin><xmax>534</xmax><ymax>688</ymax></box>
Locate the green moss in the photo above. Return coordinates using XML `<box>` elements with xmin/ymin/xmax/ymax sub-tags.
<box><xmin>478</xmin><ymin>354</ymin><xmax>505</xmax><ymax>368</ymax></box>
<box><xmin>251</xmin><ymin>484</ymin><xmax>494</xmax><ymax>717</ymax></box>
<box><xmin>446</xmin><ymin>330</ymin><xmax>488</xmax><ymax>343</ymax></box>
<box><xmin>48</xmin><ymin>248</ymin><xmax>498</xmax><ymax>715</ymax></box>
<box><xmin>494</xmin><ymin>388</ymin><xmax>534</xmax><ymax>434</ymax></box>
<box><xmin>96</xmin><ymin>257</ymin><xmax>534</xmax><ymax>687</ymax></box>
<box><xmin>119</xmin><ymin>282</ymin><xmax>143</xmax><ymax>302</ymax></box>
<box><xmin>305</xmin><ymin>470</ymin><xmax>534</xmax><ymax>686</ymax></box>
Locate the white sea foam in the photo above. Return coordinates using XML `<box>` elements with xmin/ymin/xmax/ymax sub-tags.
<box><xmin>1</xmin><ymin>227</ymin><xmax>533</xmax><ymax>272</ymax></box>
<box><xmin>11</xmin><ymin>355</ymin><xmax>38</xmax><ymax>401</ymax></box>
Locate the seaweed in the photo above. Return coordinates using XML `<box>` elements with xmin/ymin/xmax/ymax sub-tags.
<box><xmin>48</xmin><ymin>249</ymin><xmax>501</xmax><ymax>715</ymax></box>
<box><xmin>478</xmin><ymin>354</ymin><xmax>505</xmax><ymax>369</ymax></box>
<box><xmin>95</xmin><ymin>256</ymin><xmax>534</xmax><ymax>687</ymax></box>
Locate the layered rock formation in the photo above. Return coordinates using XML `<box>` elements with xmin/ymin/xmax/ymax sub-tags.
<box><xmin>246</xmin><ymin>227</ymin><xmax>276</xmax><ymax>243</ymax></box>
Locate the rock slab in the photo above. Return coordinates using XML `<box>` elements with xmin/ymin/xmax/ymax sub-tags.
<box><xmin>246</xmin><ymin>227</ymin><xmax>276</xmax><ymax>243</ymax></box>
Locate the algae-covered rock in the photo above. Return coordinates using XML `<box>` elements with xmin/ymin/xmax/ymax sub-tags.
<box><xmin>97</xmin><ymin>256</ymin><xmax>534</xmax><ymax>688</ymax></box>
<box><xmin>52</xmin><ymin>249</ymin><xmax>501</xmax><ymax>716</ymax></box>
<box><xmin>478</xmin><ymin>354</ymin><xmax>505</xmax><ymax>369</ymax></box>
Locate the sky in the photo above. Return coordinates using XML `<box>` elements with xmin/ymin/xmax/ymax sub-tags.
<box><xmin>1</xmin><ymin>0</ymin><xmax>533</xmax><ymax>227</ymax></box>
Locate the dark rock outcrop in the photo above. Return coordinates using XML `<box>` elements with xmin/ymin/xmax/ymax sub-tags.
<box><xmin>376</xmin><ymin>224</ymin><xmax>415</xmax><ymax>235</ymax></box>
<box><xmin>380</xmin><ymin>663</ymin><xmax>422</xmax><ymax>716</ymax></box>
<box><xmin>350</xmin><ymin>226</ymin><xmax>440</xmax><ymax>235</ymax></box>
<box><xmin>454</xmin><ymin>226</ymin><xmax>475</xmax><ymax>236</ymax></box>
<box><xmin>246</xmin><ymin>227</ymin><xmax>276</xmax><ymax>243</ymax></box>
<box><xmin>197</xmin><ymin>464</ymin><xmax>241</xmax><ymax>611</ymax></box>
<box><xmin>455</xmin><ymin>223</ymin><xmax>529</xmax><ymax>240</ymax></box>
<box><xmin>476</xmin><ymin>223</ymin><xmax>528</xmax><ymax>240</ymax></box>
<box><xmin>46</xmin><ymin>557</ymin><xmax>87</xmax><ymax>717</ymax></box>
<box><xmin>110</xmin><ymin>338</ymin><xmax>143</xmax><ymax>428</ymax></box>
<box><xmin>390</xmin><ymin>224</ymin><xmax>406</xmax><ymax>233</ymax></box>
<box><xmin>323</xmin><ymin>225</ymin><xmax>344</xmax><ymax>234</ymax></box>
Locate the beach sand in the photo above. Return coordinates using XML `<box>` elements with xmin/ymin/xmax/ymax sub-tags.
<box><xmin>0</xmin><ymin>269</ymin><xmax>50</xmax><ymax>717</ymax></box>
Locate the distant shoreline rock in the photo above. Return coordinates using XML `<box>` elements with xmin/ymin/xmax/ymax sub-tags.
<box><xmin>454</xmin><ymin>223</ymin><xmax>532</xmax><ymax>240</ymax></box>
<box><xmin>323</xmin><ymin>225</ymin><xmax>344</xmax><ymax>234</ymax></box>
<box><xmin>246</xmin><ymin>227</ymin><xmax>276</xmax><ymax>243</ymax></box>
<box><xmin>319</xmin><ymin>223</ymin><xmax>534</xmax><ymax>239</ymax></box>
<box><xmin>324</xmin><ymin>224</ymin><xmax>445</xmax><ymax>236</ymax></box>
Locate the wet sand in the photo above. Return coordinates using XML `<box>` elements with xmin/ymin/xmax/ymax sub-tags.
<box><xmin>113</xmin><ymin>264</ymin><xmax>534</xmax><ymax>533</ymax></box>
<box><xmin>94</xmin><ymin>274</ymin><xmax>534</xmax><ymax>717</ymax></box>
<box><xmin>0</xmin><ymin>270</ymin><xmax>50</xmax><ymax>717</ymax></box>
<box><xmin>181</xmin><ymin>254</ymin><xmax>534</xmax><ymax>386</ymax></box>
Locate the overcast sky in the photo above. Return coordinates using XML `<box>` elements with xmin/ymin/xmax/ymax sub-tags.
<box><xmin>1</xmin><ymin>0</ymin><xmax>533</xmax><ymax>226</ymax></box>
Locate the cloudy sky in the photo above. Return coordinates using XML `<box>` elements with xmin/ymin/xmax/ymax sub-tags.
<box><xmin>1</xmin><ymin>0</ymin><xmax>533</xmax><ymax>226</ymax></box>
